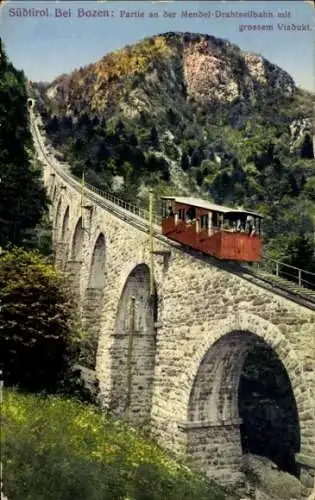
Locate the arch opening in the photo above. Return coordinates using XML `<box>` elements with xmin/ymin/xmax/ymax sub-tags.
<box><xmin>110</xmin><ymin>264</ymin><xmax>158</xmax><ymax>425</ymax></box>
<box><xmin>80</xmin><ymin>233</ymin><xmax>107</xmax><ymax>369</ymax></box>
<box><xmin>239</xmin><ymin>343</ymin><xmax>300</xmax><ymax>476</ymax></box>
<box><xmin>49</xmin><ymin>181</ymin><xmax>55</xmax><ymax>199</ymax></box>
<box><xmin>61</xmin><ymin>206</ymin><xmax>70</xmax><ymax>243</ymax></box>
<box><xmin>55</xmin><ymin>197</ymin><xmax>63</xmax><ymax>241</ymax></box>
<box><xmin>71</xmin><ymin>216</ymin><xmax>84</xmax><ymax>261</ymax></box>
<box><xmin>187</xmin><ymin>331</ymin><xmax>300</xmax><ymax>482</ymax></box>
<box><xmin>88</xmin><ymin>233</ymin><xmax>106</xmax><ymax>289</ymax></box>
<box><xmin>52</xmin><ymin>185</ymin><xmax>57</xmax><ymax>202</ymax></box>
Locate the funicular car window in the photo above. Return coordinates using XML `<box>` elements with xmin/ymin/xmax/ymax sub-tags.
<box><xmin>178</xmin><ymin>209</ymin><xmax>185</xmax><ymax>220</ymax></box>
<box><xmin>212</xmin><ymin>212</ymin><xmax>219</xmax><ymax>228</ymax></box>
<box><xmin>200</xmin><ymin>214</ymin><xmax>208</xmax><ymax>229</ymax></box>
<box><xmin>187</xmin><ymin>206</ymin><xmax>196</xmax><ymax>220</ymax></box>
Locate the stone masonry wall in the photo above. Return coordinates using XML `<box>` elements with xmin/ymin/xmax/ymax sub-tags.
<box><xmin>183</xmin><ymin>421</ymin><xmax>243</xmax><ymax>485</ymax></box>
<box><xmin>42</xmin><ymin>157</ymin><xmax>315</xmax><ymax>486</ymax></box>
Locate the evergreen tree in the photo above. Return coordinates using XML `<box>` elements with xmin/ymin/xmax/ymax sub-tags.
<box><xmin>166</xmin><ymin>107</ymin><xmax>178</xmax><ymax>126</ymax></box>
<box><xmin>115</xmin><ymin>119</ymin><xmax>125</xmax><ymax>137</ymax></box>
<box><xmin>129</xmin><ymin>133</ymin><xmax>138</xmax><ymax>147</ymax></box>
<box><xmin>180</xmin><ymin>152</ymin><xmax>190</xmax><ymax>171</ymax></box>
<box><xmin>150</xmin><ymin>125</ymin><xmax>159</xmax><ymax>148</ymax></box>
<box><xmin>191</xmin><ymin>148</ymin><xmax>202</xmax><ymax>167</ymax></box>
<box><xmin>284</xmin><ymin>234</ymin><xmax>315</xmax><ymax>273</ymax></box>
<box><xmin>300</xmin><ymin>134</ymin><xmax>314</xmax><ymax>159</ymax></box>
<box><xmin>0</xmin><ymin>38</ymin><xmax>48</xmax><ymax>247</ymax></box>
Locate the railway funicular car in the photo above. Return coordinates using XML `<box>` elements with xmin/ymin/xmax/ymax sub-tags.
<box><xmin>161</xmin><ymin>196</ymin><xmax>263</xmax><ymax>262</ymax></box>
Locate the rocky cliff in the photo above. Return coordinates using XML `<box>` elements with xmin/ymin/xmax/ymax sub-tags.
<box><xmin>44</xmin><ymin>32</ymin><xmax>297</xmax><ymax>124</ymax></box>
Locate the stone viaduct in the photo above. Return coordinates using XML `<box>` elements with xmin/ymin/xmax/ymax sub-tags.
<box><xmin>32</xmin><ymin>112</ymin><xmax>315</xmax><ymax>488</ymax></box>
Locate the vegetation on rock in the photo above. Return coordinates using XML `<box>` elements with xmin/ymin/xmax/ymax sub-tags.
<box><xmin>32</xmin><ymin>32</ymin><xmax>315</xmax><ymax>268</ymax></box>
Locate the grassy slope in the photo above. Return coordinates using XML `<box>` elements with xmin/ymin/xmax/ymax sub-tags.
<box><xmin>2</xmin><ymin>390</ymin><xmax>237</xmax><ymax>500</ymax></box>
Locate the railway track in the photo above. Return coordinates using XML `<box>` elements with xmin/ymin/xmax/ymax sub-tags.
<box><xmin>30</xmin><ymin>112</ymin><xmax>315</xmax><ymax>312</ymax></box>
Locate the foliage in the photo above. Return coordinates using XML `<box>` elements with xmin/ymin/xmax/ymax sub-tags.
<box><xmin>88</xmin><ymin>35</ymin><xmax>172</xmax><ymax>83</ymax></box>
<box><xmin>0</xmin><ymin>38</ymin><xmax>48</xmax><ymax>248</ymax></box>
<box><xmin>266</xmin><ymin>233</ymin><xmax>315</xmax><ymax>269</ymax></box>
<box><xmin>0</xmin><ymin>248</ymin><xmax>79</xmax><ymax>393</ymax></box>
<box><xmin>34</xmin><ymin>32</ymin><xmax>315</xmax><ymax>266</ymax></box>
<box><xmin>21</xmin><ymin>213</ymin><xmax>53</xmax><ymax>257</ymax></box>
<box><xmin>2</xmin><ymin>390</ymin><xmax>233</xmax><ymax>500</ymax></box>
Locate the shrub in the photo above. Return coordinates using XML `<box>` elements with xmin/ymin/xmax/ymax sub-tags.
<box><xmin>0</xmin><ymin>248</ymin><xmax>77</xmax><ymax>393</ymax></box>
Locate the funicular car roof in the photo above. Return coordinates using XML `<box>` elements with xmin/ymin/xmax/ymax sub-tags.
<box><xmin>160</xmin><ymin>196</ymin><xmax>263</xmax><ymax>218</ymax></box>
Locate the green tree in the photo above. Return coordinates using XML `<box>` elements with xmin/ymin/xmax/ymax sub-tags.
<box><xmin>300</xmin><ymin>134</ymin><xmax>314</xmax><ymax>159</ymax></box>
<box><xmin>0</xmin><ymin>38</ymin><xmax>48</xmax><ymax>247</ymax></box>
<box><xmin>180</xmin><ymin>152</ymin><xmax>190</xmax><ymax>171</ymax></box>
<box><xmin>166</xmin><ymin>107</ymin><xmax>179</xmax><ymax>126</ymax></box>
<box><xmin>191</xmin><ymin>148</ymin><xmax>202</xmax><ymax>167</ymax></box>
<box><xmin>150</xmin><ymin>125</ymin><xmax>159</xmax><ymax>148</ymax></box>
<box><xmin>283</xmin><ymin>234</ymin><xmax>315</xmax><ymax>272</ymax></box>
<box><xmin>304</xmin><ymin>177</ymin><xmax>315</xmax><ymax>201</ymax></box>
<box><xmin>0</xmin><ymin>248</ymin><xmax>77</xmax><ymax>393</ymax></box>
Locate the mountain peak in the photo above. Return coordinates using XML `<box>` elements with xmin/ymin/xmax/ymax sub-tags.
<box><xmin>44</xmin><ymin>31</ymin><xmax>295</xmax><ymax>121</ymax></box>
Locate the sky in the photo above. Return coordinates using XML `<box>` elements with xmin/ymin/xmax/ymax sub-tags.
<box><xmin>0</xmin><ymin>0</ymin><xmax>314</xmax><ymax>91</ymax></box>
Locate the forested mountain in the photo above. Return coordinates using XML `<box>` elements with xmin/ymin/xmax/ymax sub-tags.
<box><xmin>32</xmin><ymin>32</ymin><xmax>315</xmax><ymax>267</ymax></box>
<box><xmin>0</xmin><ymin>39</ymin><xmax>48</xmax><ymax>248</ymax></box>
<box><xmin>1</xmin><ymin>34</ymin><xmax>313</xmax><ymax>493</ymax></box>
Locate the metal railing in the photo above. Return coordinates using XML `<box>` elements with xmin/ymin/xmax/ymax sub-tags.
<box><xmin>75</xmin><ymin>177</ymin><xmax>161</xmax><ymax>227</ymax></box>
<box><xmin>30</xmin><ymin>116</ymin><xmax>161</xmax><ymax>227</ymax></box>
<box><xmin>255</xmin><ymin>258</ymin><xmax>315</xmax><ymax>290</ymax></box>
<box><xmin>31</xmin><ymin>113</ymin><xmax>315</xmax><ymax>299</ymax></box>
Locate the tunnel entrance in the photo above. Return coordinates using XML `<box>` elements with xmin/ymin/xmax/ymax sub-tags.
<box><xmin>238</xmin><ymin>343</ymin><xmax>300</xmax><ymax>476</ymax></box>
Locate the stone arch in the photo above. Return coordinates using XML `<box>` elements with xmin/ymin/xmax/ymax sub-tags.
<box><xmin>238</xmin><ymin>342</ymin><xmax>301</xmax><ymax>476</ymax></box>
<box><xmin>48</xmin><ymin>176</ymin><xmax>55</xmax><ymax>198</ymax></box>
<box><xmin>81</xmin><ymin>233</ymin><xmax>107</xmax><ymax>370</ymax></box>
<box><xmin>67</xmin><ymin>216</ymin><xmax>85</xmax><ymax>299</ymax></box>
<box><xmin>54</xmin><ymin>196</ymin><xmax>63</xmax><ymax>241</ymax></box>
<box><xmin>61</xmin><ymin>206</ymin><xmax>70</xmax><ymax>243</ymax></box>
<box><xmin>54</xmin><ymin>205</ymin><xmax>70</xmax><ymax>269</ymax></box>
<box><xmin>88</xmin><ymin>233</ymin><xmax>106</xmax><ymax>289</ymax></box>
<box><xmin>109</xmin><ymin>263</ymin><xmax>158</xmax><ymax>425</ymax></box>
<box><xmin>71</xmin><ymin>216</ymin><xmax>84</xmax><ymax>261</ymax></box>
<box><xmin>183</xmin><ymin>314</ymin><xmax>312</xmax><ymax>485</ymax></box>
<box><xmin>52</xmin><ymin>184</ymin><xmax>57</xmax><ymax>202</ymax></box>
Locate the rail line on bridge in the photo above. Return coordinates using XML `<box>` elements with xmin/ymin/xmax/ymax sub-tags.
<box><xmin>30</xmin><ymin>110</ymin><xmax>315</xmax><ymax>311</ymax></box>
